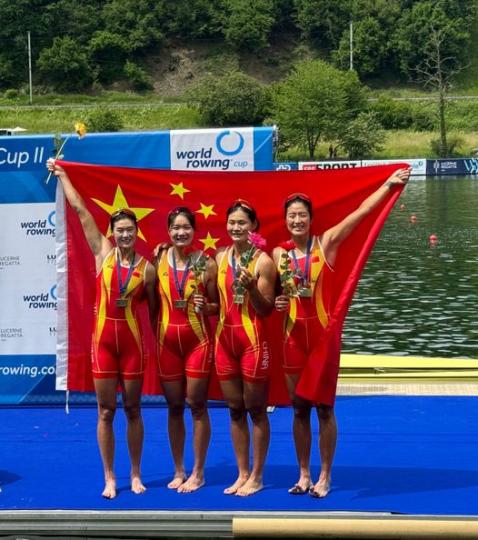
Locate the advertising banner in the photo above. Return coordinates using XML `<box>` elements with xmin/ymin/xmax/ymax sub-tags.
<box><xmin>171</xmin><ymin>127</ymin><xmax>256</xmax><ymax>171</ymax></box>
<box><xmin>362</xmin><ymin>158</ymin><xmax>426</xmax><ymax>176</ymax></box>
<box><xmin>426</xmin><ymin>158</ymin><xmax>478</xmax><ymax>176</ymax></box>
<box><xmin>273</xmin><ymin>162</ymin><xmax>299</xmax><ymax>171</ymax></box>
<box><xmin>299</xmin><ymin>160</ymin><xmax>361</xmax><ymax>170</ymax></box>
<box><xmin>299</xmin><ymin>159</ymin><xmax>426</xmax><ymax>175</ymax></box>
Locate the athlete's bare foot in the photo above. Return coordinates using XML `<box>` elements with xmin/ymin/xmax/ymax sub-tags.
<box><xmin>177</xmin><ymin>473</ymin><xmax>205</xmax><ymax>493</ymax></box>
<box><xmin>167</xmin><ymin>473</ymin><xmax>186</xmax><ymax>489</ymax></box>
<box><xmin>236</xmin><ymin>476</ymin><xmax>263</xmax><ymax>497</ymax></box>
<box><xmin>131</xmin><ymin>476</ymin><xmax>146</xmax><ymax>494</ymax></box>
<box><xmin>223</xmin><ymin>474</ymin><xmax>249</xmax><ymax>495</ymax></box>
<box><xmin>309</xmin><ymin>474</ymin><xmax>331</xmax><ymax>498</ymax></box>
<box><xmin>102</xmin><ymin>478</ymin><xmax>117</xmax><ymax>499</ymax></box>
<box><xmin>288</xmin><ymin>474</ymin><xmax>312</xmax><ymax>495</ymax></box>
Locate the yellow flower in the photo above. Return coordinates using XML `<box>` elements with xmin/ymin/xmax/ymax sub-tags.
<box><xmin>75</xmin><ymin>122</ymin><xmax>87</xmax><ymax>138</ymax></box>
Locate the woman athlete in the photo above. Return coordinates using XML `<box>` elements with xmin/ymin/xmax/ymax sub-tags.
<box><xmin>156</xmin><ymin>207</ymin><xmax>218</xmax><ymax>493</ymax></box>
<box><xmin>273</xmin><ymin>168</ymin><xmax>411</xmax><ymax>498</ymax></box>
<box><xmin>47</xmin><ymin>158</ymin><xmax>156</xmax><ymax>499</ymax></box>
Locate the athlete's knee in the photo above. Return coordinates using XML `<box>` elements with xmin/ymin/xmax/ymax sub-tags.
<box><xmin>228</xmin><ymin>403</ymin><xmax>246</xmax><ymax>422</ymax></box>
<box><xmin>293</xmin><ymin>398</ymin><xmax>312</xmax><ymax>421</ymax></box>
<box><xmin>98</xmin><ymin>403</ymin><xmax>116</xmax><ymax>424</ymax></box>
<box><xmin>186</xmin><ymin>396</ymin><xmax>207</xmax><ymax>419</ymax></box>
<box><xmin>317</xmin><ymin>404</ymin><xmax>334</xmax><ymax>423</ymax></box>
<box><xmin>168</xmin><ymin>402</ymin><xmax>185</xmax><ymax>417</ymax></box>
<box><xmin>247</xmin><ymin>404</ymin><xmax>267</xmax><ymax>423</ymax></box>
<box><xmin>123</xmin><ymin>401</ymin><xmax>141</xmax><ymax>421</ymax></box>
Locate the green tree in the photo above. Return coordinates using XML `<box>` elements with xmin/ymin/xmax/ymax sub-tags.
<box><xmin>223</xmin><ymin>0</ymin><xmax>275</xmax><ymax>51</ymax></box>
<box><xmin>271</xmin><ymin>59</ymin><xmax>368</xmax><ymax>159</ymax></box>
<box><xmin>88</xmin><ymin>31</ymin><xmax>128</xmax><ymax>84</ymax></box>
<box><xmin>124</xmin><ymin>60</ymin><xmax>153</xmax><ymax>92</ymax></box>
<box><xmin>102</xmin><ymin>0</ymin><xmax>164</xmax><ymax>52</ymax></box>
<box><xmin>293</xmin><ymin>0</ymin><xmax>350</xmax><ymax>49</ymax></box>
<box><xmin>155</xmin><ymin>0</ymin><xmax>224</xmax><ymax>39</ymax></box>
<box><xmin>190</xmin><ymin>71</ymin><xmax>269</xmax><ymax>126</ymax></box>
<box><xmin>337</xmin><ymin>112</ymin><xmax>385</xmax><ymax>158</ymax></box>
<box><xmin>334</xmin><ymin>17</ymin><xmax>387</xmax><ymax>76</ymax></box>
<box><xmin>393</xmin><ymin>1</ymin><xmax>475</xmax><ymax>156</ymax></box>
<box><xmin>37</xmin><ymin>36</ymin><xmax>93</xmax><ymax>91</ymax></box>
<box><xmin>393</xmin><ymin>1</ymin><xmax>472</xmax><ymax>77</ymax></box>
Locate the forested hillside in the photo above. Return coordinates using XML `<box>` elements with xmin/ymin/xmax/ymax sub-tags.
<box><xmin>0</xmin><ymin>0</ymin><xmax>476</xmax><ymax>94</ymax></box>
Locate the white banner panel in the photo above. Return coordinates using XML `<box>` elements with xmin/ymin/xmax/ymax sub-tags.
<box><xmin>362</xmin><ymin>158</ymin><xmax>427</xmax><ymax>176</ymax></box>
<box><xmin>170</xmin><ymin>128</ymin><xmax>254</xmax><ymax>171</ymax></box>
<box><xmin>0</xmin><ymin>203</ymin><xmax>56</xmax><ymax>355</ymax></box>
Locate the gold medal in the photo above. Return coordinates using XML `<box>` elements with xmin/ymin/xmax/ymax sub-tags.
<box><xmin>116</xmin><ymin>297</ymin><xmax>128</xmax><ymax>308</ymax></box>
<box><xmin>233</xmin><ymin>293</ymin><xmax>245</xmax><ymax>304</ymax></box>
<box><xmin>174</xmin><ymin>299</ymin><xmax>188</xmax><ymax>309</ymax></box>
<box><xmin>298</xmin><ymin>286</ymin><xmax>312</xmax><ymax>298</ymax></box>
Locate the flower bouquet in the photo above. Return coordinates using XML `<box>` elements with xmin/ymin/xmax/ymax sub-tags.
<box><xmin>233</xmin><ymin>231</ymin><xmax>267</xmax><ymax>304</ymax></box>
<box><xmin>278</xmin><ymin>240</ymin><xmax>299</xmax><ymax>297</ymax></box>
<box><xmin>187</xmin><ymin>247</ymin><xmax>209</xmax><ymax>313</ymax></box>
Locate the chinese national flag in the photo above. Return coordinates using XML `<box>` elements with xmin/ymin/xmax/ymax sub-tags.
<box><xmin>55</xmin><ymin>161</ymin><xmax>405</xmax><ymax>406</ymax></box>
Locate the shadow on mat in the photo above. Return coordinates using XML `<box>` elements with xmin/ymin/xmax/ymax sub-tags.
<box><xmin>333</xmin><ymin>465</ymin><xmax>478</xmax><ymax>499</ymax></box>
<box><xmin>0</xmin><ymin>470</ymin><xmax>21</xmax><ymax>487</ymax></box>
<box><xmin>151</xmin><ymin>463</ymin><xmax>478</xmax><ymax>497</ymax></box>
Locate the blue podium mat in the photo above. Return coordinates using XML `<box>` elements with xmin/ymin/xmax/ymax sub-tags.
<box><xmin>1</xmin><ymin>396</ymin><xmax>477</xmax><ymax>516</ymax></box>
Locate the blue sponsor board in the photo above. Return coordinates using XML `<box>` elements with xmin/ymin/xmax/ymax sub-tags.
<box><xmin>426</xmin><ymin>158</ymin><xmax>478</xmax><ymax>176</ymax></box>
<box><xmin>273</xmin><ymin>162</ymin><xmax>299</xmax><ymax>171</ymax></box>
<box><xmin>0</xmin><ymin>355</ymin><xmax>57</xmax><ymax>404</ymax></box>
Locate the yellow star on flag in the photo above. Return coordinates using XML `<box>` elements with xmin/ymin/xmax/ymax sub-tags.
<box><xmin>91</xmin><ymin>185</ymin><xmax>154</xmax><ymax>241</ymax></box>
<box><xmin>199</xmin><ymin>232</ymin><xmax>220</xmax><ymax>251</ymax></box>
<box><xmin>170</xmin><ymin>182</ymin><xmax>190</xmax><ymax>200</ymax></box>
<box><xmin>196</xmin><ymin>203</ymin><xmax>217</xmax><ymax>219</ymax></box>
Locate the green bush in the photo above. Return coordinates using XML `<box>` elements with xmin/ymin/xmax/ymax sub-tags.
<box><xmin>87</xmin><ymin>108</ymin><xmax>124</xmax><ymax>132</ymax></box>
<box><xmin>124</xmin><ymin>61</ymin><xmax>153</xmax><ymax>92</ymax></box>
<box><xmin>189</xmin><ymin>71</ymin><xmax>269</xmax><ymax>126</ymax></box>
<box><xmin>370</xmin><ymin>96</ymin><xmax>436</xmax><ymax>131</ymax></box>
<box><xmin>4</xmin><ymin>88</ymin><xmax>18</xmax><ymax>99</ymax></box>
<box><xmin>430</xmin><ymin>134</ymin><xmax>464</xmax><ymax>157</ymax></box>
<box><xmin>37</xmin><ymin>37</ymin><xmax>93</xmax><ymax>91</ymax></box>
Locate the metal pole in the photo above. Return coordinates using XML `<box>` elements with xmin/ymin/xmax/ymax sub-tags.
<box><xmin>27</xmin><ymin>31</ymin><xmax>32</xmax><ymax>104</ymax></box>
<box><xmin>349</xmin><ymin>20</ymin><xmax>353</xmax><ymax>71</ymax></box>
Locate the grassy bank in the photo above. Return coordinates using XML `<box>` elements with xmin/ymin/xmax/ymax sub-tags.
<box><xmin>0</xmin><ymin>102</ymin><xmax>201</xmax><ymax>133</ymax></box>
<box><xmin>1</xmin><ymin>94</ymin><xmax>477</xmax><ymax>160</ymax></box>
<box><xmin>277</xmin><ymin>130</ymin><xmax>478</xmax><ymax>162</ymax></box>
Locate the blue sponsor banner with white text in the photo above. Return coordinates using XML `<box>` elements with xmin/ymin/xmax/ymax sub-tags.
<box><xmin>0</xmin><ymin>127</ymin><xmax>275</xmax><ymax>404</ymax></box>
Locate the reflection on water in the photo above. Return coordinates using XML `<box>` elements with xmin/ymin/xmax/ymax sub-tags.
<box><xmin>343</xmin><ymin>176</ymin><xmax>478</xmax><ymax>358</ymax></box>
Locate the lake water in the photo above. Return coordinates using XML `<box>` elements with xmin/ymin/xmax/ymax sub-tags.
<box><xmin>343</xmin><ymin>176</ymin><xmax>478</xmax><ymax>359</ymax></box>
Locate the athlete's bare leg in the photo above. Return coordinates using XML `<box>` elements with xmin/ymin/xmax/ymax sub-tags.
<box><xmin>122</xmin><ymin>378</ymin><xmax>146</xmax><ymax>494</ymax></box>
<box><xmin>235</xmin><ymin>380</ymin><xmax>270</xmax><ymax>497</ymax></box>
<box><xmin>178</xmin><ymin>377</ymin><xmax>210</xmax><ymax>493</ymax></box>
<box><xmin>94</xmin><ymin>377</ymin><xmax>118</xmax><ymax>499</ymax></box>
<box><xmin>220</xmin><ymin>378</ymin><xmax>250</xmax><ymax>495</ymax></box>
<box><xmin>310</xmin><ymin>404</ymin><xmax>337</xmax><ymax>498</ymax></box>
<box><xmin>285</xmin><ymin>374</ymin><xmax>313</xmax><ymax>494</ymax></box>
<box><xmin>162</xmin><ymin>380</ymin><xmax>187</xmax><ymax>489</ymax></box>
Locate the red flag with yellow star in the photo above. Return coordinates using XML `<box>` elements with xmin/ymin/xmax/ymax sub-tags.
<box><xmin>55</xmin><ymin>160</ymin><xmax>405</xmax><ymax>405</ymax></box>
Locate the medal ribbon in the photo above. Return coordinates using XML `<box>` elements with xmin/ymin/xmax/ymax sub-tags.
<box><xmin>291</xmin><ymin>237</ymin><xmax>312</xmax><ymax>286</ymax></box>
<box><xmin>116</xmin><ymin>249</ymin><xmax>136</xmax><ymax>298</ymax></box>
<box><xmin>172</xmin><ymin>254</ymin><xmax>191</xmax><ymax>299</ymax></box>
